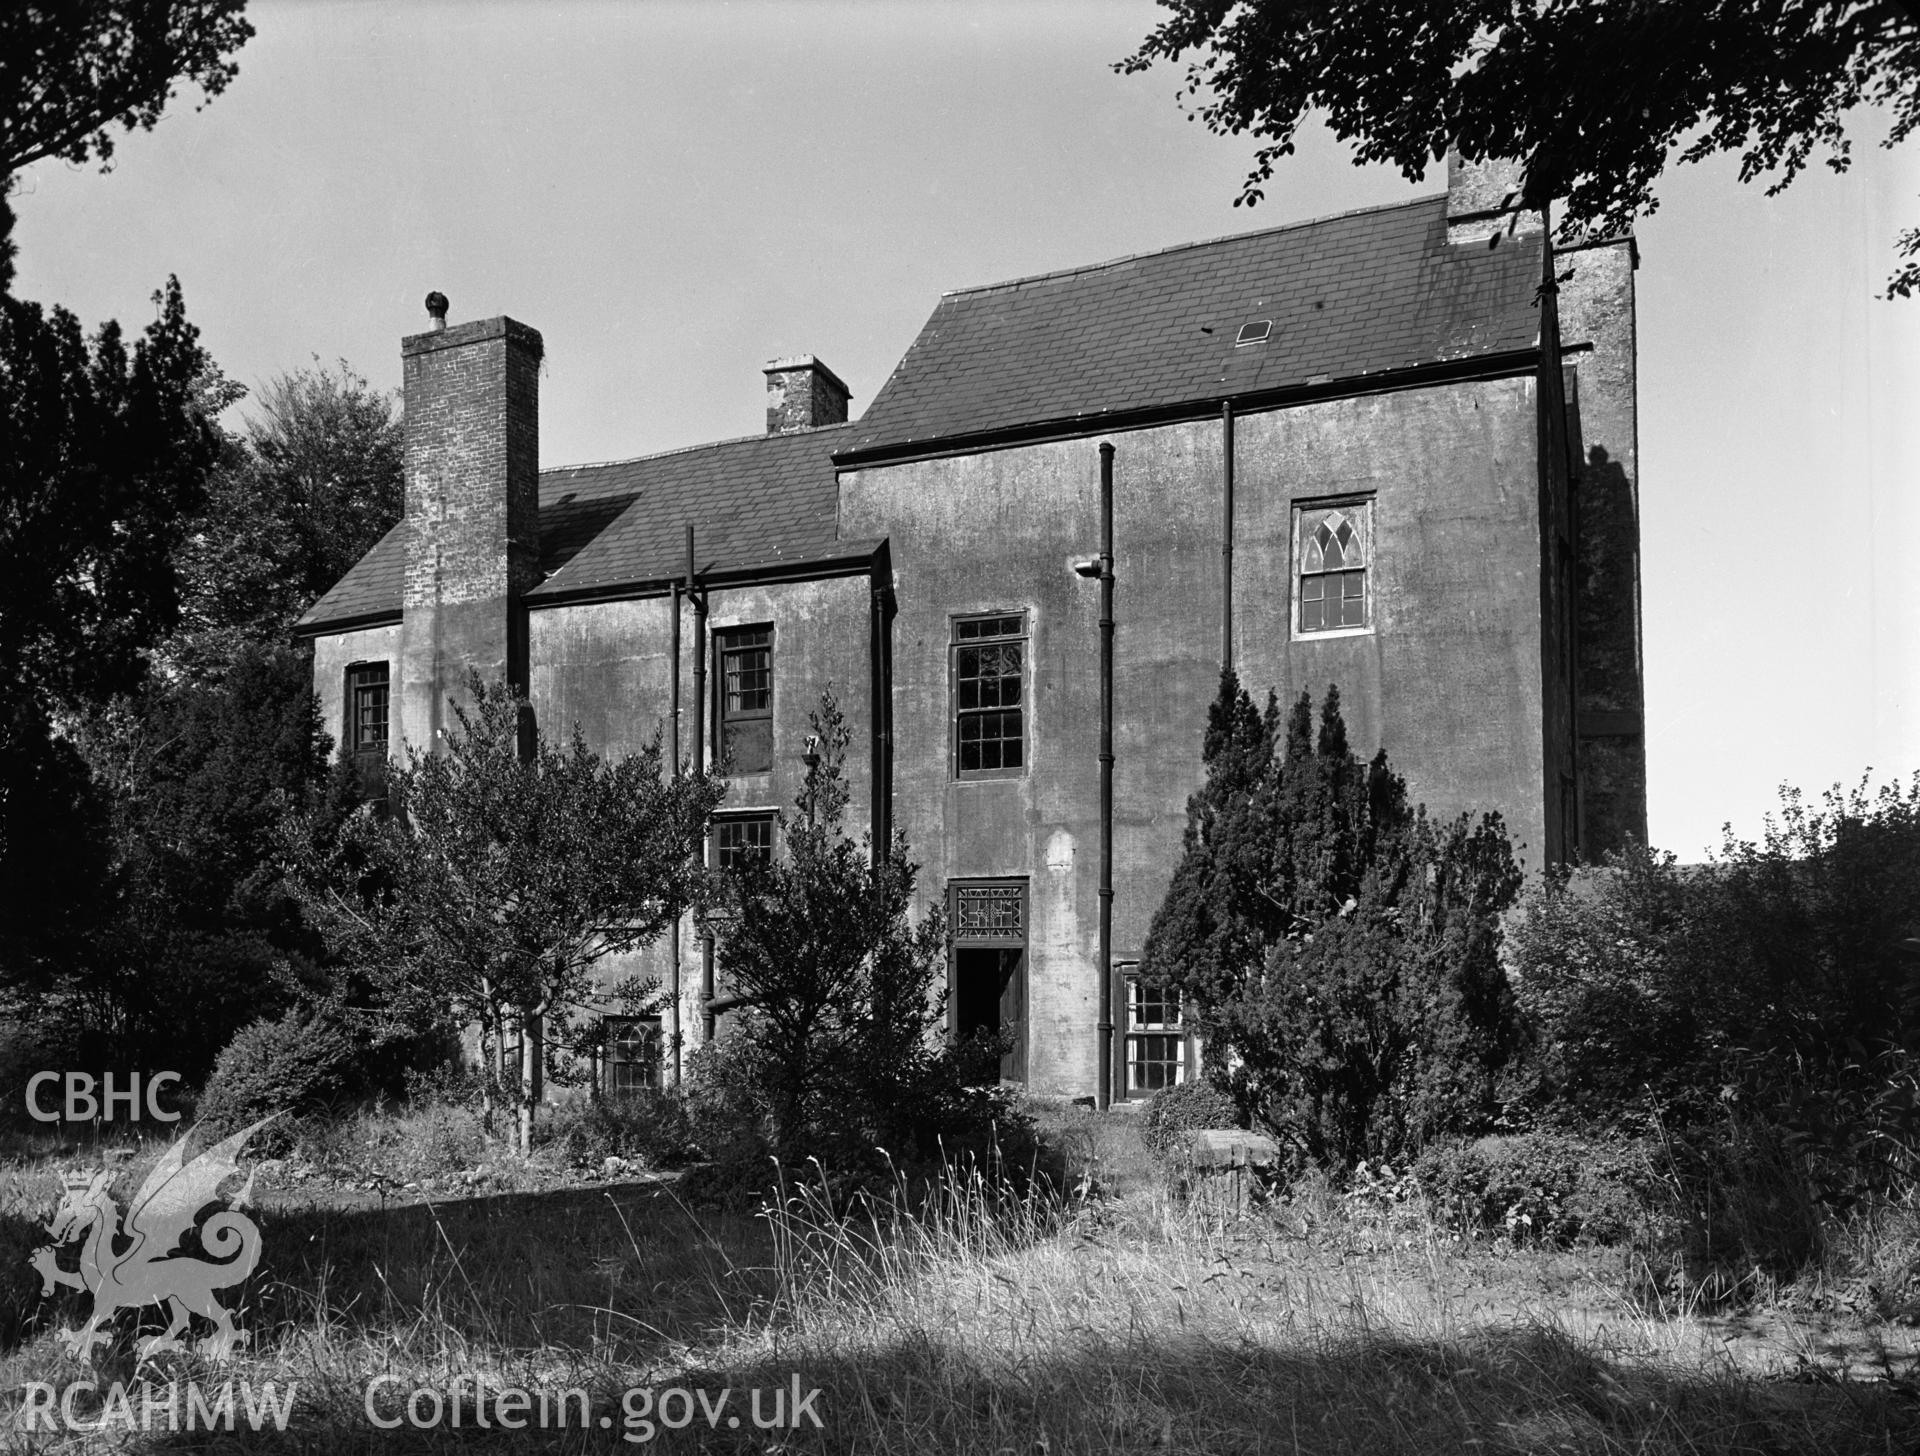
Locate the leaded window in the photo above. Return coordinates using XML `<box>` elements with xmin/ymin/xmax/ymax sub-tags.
<box><xmin>604</xmin><ymin>1016</ymin><xmax>661</xmax><ymax>1095</ymax></box>
<box><xmin>1296</xmin><ymin>502</ymin><xmax>1372</xmax><ymax>634</ymax></box>
<box><xmin>953</xmin><ymin>613</ymin><xmax>1026</xmax><ymax>777</ymax></box>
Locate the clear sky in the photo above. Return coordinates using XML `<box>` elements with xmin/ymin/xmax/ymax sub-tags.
<box><xmin>10</xmin><ymin>0</ymin><xmax>1916</xmax><ymax>860</ymax></box>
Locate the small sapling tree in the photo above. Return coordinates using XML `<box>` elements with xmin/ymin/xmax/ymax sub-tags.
<box><xmin>290</xmin><ymin>674</ymin><xmax>722</xmax><ymax>1153</ymax></box>
<box><xmin>705</xmin><ymin>687</ymin><xmax>948</xmax><ymax>1167</ymax></box>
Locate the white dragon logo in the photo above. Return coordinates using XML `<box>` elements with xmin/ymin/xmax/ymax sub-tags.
<box><xmin>28</xmin><ymin>1116</ymin><xmax>277</xmax><ymax>1362</ymax></box>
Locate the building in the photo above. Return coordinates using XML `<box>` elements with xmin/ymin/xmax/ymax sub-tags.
<box><xmin>297</xmin><ymin>157</ymin><xmax>1644</xmax><ymax>1104</ymax></box>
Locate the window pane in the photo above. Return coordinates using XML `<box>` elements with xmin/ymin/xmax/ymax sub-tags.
<box><xmin>715</xmin><ymin>814</ymin><xmax>774</xmax><ymax>869</ymax></box>
<box><xmin>955</xmin><ymin>620</ymin><xmax>1025</xmax><ymax>775</ymax></box>
<box><xmin>348</xmin><ymin>664</ymin><xmax>390</xmax><ymax>756</ymax></box>
<box><xmin>722</xmin><ymin>716</ymin><xmax>773</xmax><ymax>774</ymax></box>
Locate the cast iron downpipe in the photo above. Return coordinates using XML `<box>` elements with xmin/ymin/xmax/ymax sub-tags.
<box><xmin>668</xmin><ymin>579</ymin><xmax>683</xmax><ymax>1085</ymax></box>
<box><xmin>1096</xmin><ymin>442</ymin><xmax>1116</xmax><ymax>1110</ymax></box>
<box><xmin>688</xmin><ymin>526</ymin><xmax>717</xmax><ymax>1045</ymax></box>
<box><xmin>1221</xmin><ymin>402</ymin><xmax>1235</xmax><ymax>675</ymax></box>
<box><xmin>868</xmin><ymin>561</ymin><xmax>894</xmax><ymax>864</ymax></box>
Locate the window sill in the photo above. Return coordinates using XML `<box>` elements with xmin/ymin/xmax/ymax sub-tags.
<box><xmin>1292</xmin><ymin>624</ymin><xmax>1374</xmax><ymax>642</ymax></box>
<box><xmin>953</xmin><ymin>769</ymin><xmax>1027</xmax><ymax>783</ymax></box>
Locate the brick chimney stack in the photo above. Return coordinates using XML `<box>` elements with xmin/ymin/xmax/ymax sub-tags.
<box><xmin>1445</xmin><ymin>150</ymin><xmax>1544</xmax><ymax>245</ymax></box>
<box><xmin>397</xmin><ymin>304</ymin><xmax>543</xmax><ymax>754</ymax></box>
<box><xmin>763</xmin><ymin>356</ymin><xmax>850</xmax><ymax>434</ymax></box>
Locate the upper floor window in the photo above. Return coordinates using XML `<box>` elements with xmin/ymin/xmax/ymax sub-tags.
<box><xmin>712</xmin><ymin>811</ymin><xmax>776</xmax><ymax>871</ymax></box>
<box><xmin>1294</xmin><ymin>500</ymin><xmax>1373</xmax><ymax>636</ymax></box>
<box><xmin>346</xmin><ymin>662</ymin><xmax>390</xmax><ymax>760</ymax></box>
<box><xmin>953</xmin><ymin>612</ymin><xmax>1026</xmax><ymax>778</ymax></box>
<box><xmin>717</xmin><ymin>626</ymin><xmax>773</xmax><ymax>775</ymax></box>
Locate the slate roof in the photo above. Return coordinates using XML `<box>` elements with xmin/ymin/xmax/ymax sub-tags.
<box><xmin>302</xmin><ymin>195</ymin><xmax>1545</xmax><ymax>632</ymax></box>
<box><xmin>296</xmin><ymin>425</ymin><xmax>854</xmax><ymax>631</ymax></box>
<box><xmin>840</xmin><ymin>194</ymin><xmax>1543</xmax><ymax>460</ymax></box>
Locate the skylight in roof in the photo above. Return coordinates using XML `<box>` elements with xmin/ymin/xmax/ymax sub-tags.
<box><xmin>1234</xmin><ymin>320</ymin><xmax>1272</xmax><ymax>346</ymax></box>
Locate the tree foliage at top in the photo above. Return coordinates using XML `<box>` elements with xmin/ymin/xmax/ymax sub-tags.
<box><xmin>1141</xmin><ymin>675</ymin><xmax>1523</xmax><ymax>1167</ymax></box>
<box><xmin>0</xmin><ymin>1</ymin><xmax>254</xmax><ymax>177</ymax></box>
<box><xmin>1122</xmin><ymin>1</ymin><xmax>1920</xmax><ymax>297</ymax></box>
<box><xmin>708</xmin><ymin>688</ymin><xmax>951</xmax><ymax>1166</ymax></box>
<box><xmin>168</xmin><ymin>359</ymin><xmax>403</xmax><ymax>677</ymax></box>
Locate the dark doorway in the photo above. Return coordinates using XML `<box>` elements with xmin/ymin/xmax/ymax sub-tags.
<box><xmin>952</xmin><ymin>947</ymin><xmax>1026</xmax><ymax>1082</ymax></box>
<box><xmin>948</xmin><ymin>879</ymin><xmax>1028</xmax><ymax>1083</ymax></box>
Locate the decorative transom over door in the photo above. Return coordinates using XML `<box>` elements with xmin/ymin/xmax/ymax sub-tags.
<box><xmin>948</xmin><ymin>880</ymin><xmax>1028</xmax><ymax>1083</ymax></box>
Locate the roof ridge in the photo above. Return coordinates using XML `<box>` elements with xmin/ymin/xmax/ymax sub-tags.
<box><xmin>543</xmin><ymin>420</ymin><xmax>853</xmax><ymax>476</ymax></box>
<box><xmin>940</xmin><ymin>192</ymin><xmax>1446</xmax><ymax>300</ymax></box>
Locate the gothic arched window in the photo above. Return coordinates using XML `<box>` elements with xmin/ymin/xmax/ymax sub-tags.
<box><xmin>1295</xmin><ymin>500</ymin><xmax>1373</xmax><ymax>634</ymax></box>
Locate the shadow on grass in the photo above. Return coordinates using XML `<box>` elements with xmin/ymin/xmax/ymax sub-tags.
<box><xmin>74</xmin><ymin>1324</ymin><xmax>1920</xmax><ymax>1454</ymax></box>
<box><xmin>5</xmin><ymin>1179</ymin><xmax>781</xmax><ymax>1372</ymax></box>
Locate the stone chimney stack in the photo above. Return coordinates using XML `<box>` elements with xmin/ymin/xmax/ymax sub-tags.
<box><xmin>398</xmin><ymin>300</ymin><xmax>543</xmax><ymax>754</ymax></box>
<box><xmin>1445</xmin><ymin>150</ymin><xmax>1544</xmax><ymax>245</ymax></box>
<box><xmin>763</xmin><ymin>355</ymin><xmax>851</xmax><ymax>435</ymax></box>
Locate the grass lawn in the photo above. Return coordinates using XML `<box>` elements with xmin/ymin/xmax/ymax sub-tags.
<box><xmin>0</xmin><ymin>1113</ymin><xmax>1914</xmax><ymax>1453</ymax></box>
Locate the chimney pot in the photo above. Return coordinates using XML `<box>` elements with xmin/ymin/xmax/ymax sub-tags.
<box><xmin>425</xmin><ymin>291</ymin><xmax>449</xmax><ymax>332</ymax></box>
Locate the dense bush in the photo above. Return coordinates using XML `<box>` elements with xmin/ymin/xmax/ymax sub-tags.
<box><xmin>539</xmin><ymin>1091</ymin><xmax>698</xmax><ymax>1171</ymax></box>
<box><xmin>1415</xmin><ymin>1132</ymin><xmax>1656</xmax><ymax>1245</ymax></box>
<box><xmin>1140</xmin><ymin>1079</ymin><xmax>1240</xmax><ymax>1163</ymax></box>
<box><xmin>1507</xmin><ymin>775</ymin><xmax>1920</xmax><ymax>1204</ymax></box>
<box><xmin>1141</xmin><ymin>675</ymin><xmax>1523</xmax><ymax>1168</ymax></box>
<box><xmin>196</xmin><ymin>1009</ymin><xmax>356</xmax><ymax>1143</ymax></box>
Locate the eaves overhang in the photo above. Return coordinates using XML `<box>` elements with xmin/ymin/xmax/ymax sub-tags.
<box><xmin>832</xmin><ymin>349</ymin><xmax>1543</xmax><ymax>471</ymax></box>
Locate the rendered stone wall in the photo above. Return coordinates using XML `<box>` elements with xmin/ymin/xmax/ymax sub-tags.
<box><xmin>840</xmin><ymin>373</ymin><xmax>1548</xmax><ymax>1097</ymax></box>
<box><xmin>1558</xmin><ymin>237</ymin><xmax>1648</xmax><ymax>852</ymax></box>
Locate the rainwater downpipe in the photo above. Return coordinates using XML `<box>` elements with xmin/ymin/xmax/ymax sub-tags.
<box><xmin>1221</xmin><ymin>401</ymin><xmax>1235</xmax><ymax>674</ymax></box>
<box><xmin>1096</xmin><ymin>442</ymin><xmax>1116</xmax><ymax>1111</ymax></box>
<box><xmin>689</xmin><ymin>525</ymin><xmax>716</xmax><ymax>1044</ymax></box>
<box><xmin>668</xmin><ymin>580</ymin><xmax>682</xmax><ymax>1086</ymax></box>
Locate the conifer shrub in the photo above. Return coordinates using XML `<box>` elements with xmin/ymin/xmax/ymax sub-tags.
<box><xmin>1140</xmin><ymin>673</ymin><xmax>1523</xmax><ymax>1170</ymax></box>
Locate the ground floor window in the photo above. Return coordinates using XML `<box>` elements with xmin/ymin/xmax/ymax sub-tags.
<box><xmin>1121</xmin><ymin>967</ymin><xmax>1188</xmax><ymax>1096</ymax></box>
<box><xmin>602</xmin><ymin>1016</ymin><xmax>662</xmax><ymax>1095</ymax></box>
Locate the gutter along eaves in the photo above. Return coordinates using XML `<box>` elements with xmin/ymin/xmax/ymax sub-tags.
<box><xmin>523</xmin><ymin>540</ymin><xmax>889</xmax><ymax>609</ymax></box>
<box><xmin>832</xmin><ymin>349</ymin><xmax>1543</xmax><ymax>470</ymax></box>
<box><xmin>292</xmin><ymin>607</ymin><xmax>403</xmax><ymax>640</ymax></box>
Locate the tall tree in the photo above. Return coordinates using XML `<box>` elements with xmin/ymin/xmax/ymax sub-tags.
<box><xmin>0</xmin><ymin>276</ymin><xmax>228</xmax><ymax>965</ymax></box>
<box><xmin>1122</xmin><ymin>1</ymin><xmax>1920</xmax><ymax>297</ymax></box>
<box><xmin>289</xmin><ymin>676</ymin><xmax>723</xmax><ymax>1153</ymax></box>
<box><xmin>0</xmin><ymin>276</ymin><xmax>225</xmax><ymax>705</ymax></box>
<box><xmin>169</xmin><ymin>359</ymin><xmax>402</xmax><ymax>677</ymax></box>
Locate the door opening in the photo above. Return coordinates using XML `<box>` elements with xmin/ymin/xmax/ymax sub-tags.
<box><xmin>948</xmin><ymin>879</ymin><xmax>1028</xmax><ymax>1083</ymax></box>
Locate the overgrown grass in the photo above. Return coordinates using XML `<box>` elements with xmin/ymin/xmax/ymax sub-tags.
<box><xmin>0</xmin><ymin>1108</ymin><xmax>1914</xmax><ymax>1452</ymax></box>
